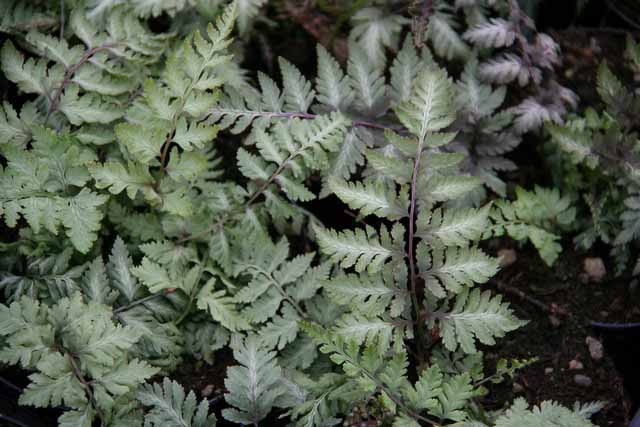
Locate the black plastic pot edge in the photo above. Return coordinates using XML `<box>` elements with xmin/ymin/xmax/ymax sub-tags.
<box><xmin>631</xmin><ymin>408</ymin><xmax>640</xmax><ymax>427</ymax></box>
<box><xmin>591</xmin><ymin>321</ymin><xmax>640</xmax><ymax>426</ymax></box>
<box><xmin>591</xmin><ymin>321</ymin><xmax>640</xmax><ymax>329</ymax></box>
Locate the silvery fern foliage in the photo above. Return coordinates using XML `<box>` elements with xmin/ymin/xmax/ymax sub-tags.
<box><xmin>350</xmin><ymin>7</ymin><xmax>409</xmax><ymax>68</ymax></box>
<box><xmin>87</xmin><ymin>0</ymin><xmax>266</xmax><ymax>34</ymax></box>
<box><xmin>86</xmin><ymin>0</ymin><xmax>194</xmax><ymax>18</ymax></box>
<box><xmin>448</xmin><ymin>59</ymin><xmax>522</xmax><ymax>203</ymax></box>
<box><xmin>207</xmin><ymin>35</ymin><xmax>423</xmax><ymax>201</ymax></box>
<box><xmin>0</xmin><ymin>293</ymin><xmax>159</xmax><ymax>426</ymax></box>
<box><xmin>138</xmin><ymin>378</ymin><xmax>217</xmax><ymax>426</ymax></box>
<box><xmin>222</xmin><ymin>335</ymin><xmax>288</xmax><ymax>424</ymax></box>
<box><xmin>304</xmin><ymin>64</ymin><xmax>529</xmax><ymax>425</ymax></box>
<box><xmin>492</xmin><ymin>398</ymin><xmax>601</xmax><ymax>427</ymax></box>
<box><xmin>462</xmin><ymin>0</ymin><xmax>577</xmax><ymax>133</ymax></box>
<box><xmin>0</xmin><ymin>2</ymin><xmax>599</xmax><ymax>426</ymax></box>
<box><xmin>1</xmin><ymin>0</ymin><xmax>57</xmax><ymax>35</ymax></box>
<box><xmin>0</xmin><ymin>2</ymin><xmax>238</xmax><ymax>424</ymax></box>
<box><xmin>424</xmin><ymin>2</ymin><xmax>472</xmax><ymax>61</ymax></box>
<box><xmin>412</xmin><ymin>0</ymin><xmax>506</xmax><ymax>61</ymax></box>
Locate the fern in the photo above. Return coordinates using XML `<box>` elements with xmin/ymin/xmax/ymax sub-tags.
<box><xmin>463</xmin><ymin>18</ymin><xmax>516</xmax><ymax>48</ymax></box>
<box><xmin>138</xmin><ymin>377</ymin><xmax>217</xmax><ymax>426</ymax></box>
<box><xmin>448</xmin><ymin>60</ymin><xmax>521</xmax><ymax>201</ymax></box>
<box><xmin>491</xmin><ymin>186</ymin><xmax>575</xmax><ymax>266</ymax></box>
<box><xmin>426</xmin><ymin>6</ymin><xmax>471</xmax><ymax>61</ymax></box>
<box><xmin>465</xmin><ymin>1</ymin><xmax>576</xmax><ymax>133</ymax></box>
<box><xmin>0</xmin><ymin>133</ymin><xmax>108</xmax><ymax>253</ymax></box>
<box><xmin>350</xmin><ymin>7</ymin><xmax>408</xmax><ymax>67</ymax></box>
<box><xmin>0</xmin><ymin>1</ymin><xmax>56</xmax><ymax>34</ymax></box>
<box><xmin>495</xmin><ymin>398</ymin><xmax>599</xmax><ymax>427</ymax></box>
<box><xmin>0</xmin><ymin>2</ymin><xmax>596</xmax><ymax>425</ymax></box>
<box><xmin>313</xmin><ymin>223</ymin><xmax>403</xmax><ymax>274</ymax></box>
<box><xmin>546</xmin><ymin>43</ymin><xmax>640</xmax><ymax>275</ymax></box>
<box><xmin>222</xmin><ymin>335</ymin><xmax>287</xmax><ymax>425</ymax></box>
<box><xmin>308</xmin><ymin>60</ymin><xmax>526</xmax><ymax>425</ymax></box>
<box><xmin>435</xmin><ymin>288</ymin><xmax>526</xmax><ymax>353</ymax></box>
<box><xmin>1</xmin><ymin>294</ymin><xmax>158</xmax><ymax>425</ymax></box>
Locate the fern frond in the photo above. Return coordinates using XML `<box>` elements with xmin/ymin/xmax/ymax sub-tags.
<box><xmin>426</xmin><ymin>10</ymin><xmax>470</xmax><ymax>61</ymax></box>
<box><xmin>236</xmin><ymin>0</ymin><xmax>267</xmax><ymax>36</ymax></box>
<box><xmin>436</xmin><ymin>288</ymin><xmax>526</xmax><ymax>354</ymax></box>
<box><xmin>0</xmin><ymin>297</ymin><xmax>52</xmax><ymax>368</ymax></box>
<box><xmin>325</xmin><ymin>269</ymin><xmax>406</xmax><ymax>317</ymax></box>
<box><xmin>222</xmin><ymin>335</ymin><xmax>286</xmax><ymax>425</ymax></box>
<box><xmin>390</xmin><ymin>37</ymin><xmax>423</xmax><ymax>106</ymax></box>
<box><xmin>417</xmin><ymin>206</ymin><xmax>491</xmax><ymax>246</ymax></box>
<box><xmin>138</xmin><ymin>377</ymin><xmax>217</xmax><ymax>427</ymax></box>
<box><xmin>463</xmin><ymin>18</ymin><xmax>516</xmax><ymax>48</ymax></box>
<box><xmin>0</xmin><ymin>1</ymin><xmax>56</xmax><ymax>34</ymax></box>
<box><xmin>280</xmin><ymin>57</ymin><xmax>315</xmax><ymax>113</ymax></box>
<box><xmin>1</xmin><ymin>40</ymin><xmax>52</xmax><ymax>95</ymax></box>
<box><xmin>429</xmin><ymin>372</ymin><xmax>474</xmax><ymax>421</ymax></box>
<box><xmin>328</xmin><ymin>177</ymin><xmax>407</xmax><ymax>220</ymax></box>
<box><xmin>496</xmin><ymin>398</ymin><xmax>597</xmax><ymax>427</ymax></box>
<box><xmin>456</xmin><ymin>59</ymin><xmax>507</xmax><ymax>118</ymax></box>
<box><xmin>197</xmin><ymin>279</ymin><xmax>250</xmax><ymax>332</ymax></box>
<box><xmin>19</xmin><ymin>352</ymin><xmax>88</xmax><ymax>409</ymax></box>
<box><xmin>350</xmin><ymin>7</ymin><xmax>407</xmax><ymax>67</ymax></box>
<box><xmin>259</xmin><ymin>303</ymin><xmax>301</xmax><ymax>350</ymax></box>
<box><xmin>547</xmin><ymin>123</ymin><xmax>597</xmax><ymax>166</ymax></box>
<box><xmin>395</xmin><ymin>66</ymin><xmax>456</xmax><ymax>145</ymax></box>
<box><xmin>312</xmin><ymin>223</ymin><xmax>401</xmax><ymax>274</ymax></box>
<box><xmin>316</xmin><ymin>44</ymin><xmax>353</xmax><ymax>111</ymax></box>
<box><xmin>479</xmin><ymin>54</ymin><xmax>534</xmax><ymax>86</ymax></box>
<box><xmin>512</xmin><ymin>98</ymin><xmax>562</xmax><ymax>134</ymax></box>
<box><xmin>0</xmin><ymin>142</ymin><xmax>108</xmax><ymax>253</ymax></box>
<box><xmin>348</xmin><ymin>45</ymin><xmax>387</xmax><ymax>115</ymax></box>
<box><xmin>321</xmin><ymin>127</ymin><xmax>369</xmax><ymax>194</ymax></box>
<box><xmin>334</xmin><ymin>313</ymin><xmax>397</xmax><ymax>353</ymax></box>
<box><xmin>421</xmin><ymin>244</ymin><xmax>499</xmax><ymax>297</ymax></box>
<box><xmin>491</xmin><ymin>187</ymin><xmax>575</xmax><ymax>265</ymax></box>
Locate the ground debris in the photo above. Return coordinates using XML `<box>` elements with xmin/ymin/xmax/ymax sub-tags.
<box><xmin>583</xmin><ymin>258</ymin><xmax>606</xmax><ymax>283</ymax></box>
<box><xmin>586</xmin><ymin>336</ymin><xmax>604</xmax><ymax>361</ymax></box>
<box><xmin>498</xmin><ymin>248</ymin><xmax>517</xmax><ymax>268</ymax></box>
<box><xmin>574</xmin><ymin>374</ymin><xmax>593</xmax><ymax>387</ymax></box>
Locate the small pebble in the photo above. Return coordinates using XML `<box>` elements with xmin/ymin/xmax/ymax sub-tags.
<box><xmin>586</xmin><ymin>336</ymin><xmax>604</xmax><ymax>361</ymax></box>
<box><xmin>549</xmin><ymin>315</ymin><xmax>561</xmax><ymax>327</ymax></box>
<box><xmin>568</xmin><ymin>359</ymin><xmax>584</xmax><ymax>370</ymax></box>
<box><xmin>545</xmin><ymin>367</ymin><xmax>554</xmax><ymax>375</ymax></box>
<box><xmin>497</xmin><ymin>248</ymin><xmax>517</xmax><ymax>268</ymax></box>
<box><xmin>609</xmin><ymin>298</ymin><xmax>624</xmax><ymax>312</ymax></box>
<box><xmin>201</xmin><ymin>384</ymin><xmax>214</xmax><ymax>397</ymax></box>
<box><xmin>584</xmin><ymin>257</ymin><xmax>606</xmax><ymax>283</ymax></box>
<box><xmin>574</xmin><ymin>374</ymin><xmax>592</xmax><ymax>387</ymax></box>
<box><xmin>512</xmin><ymin>382</ymin><xmax>524</xmax><ymax>394</ymax></box>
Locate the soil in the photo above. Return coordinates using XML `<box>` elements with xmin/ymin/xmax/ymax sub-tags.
<box><xmin>172</xmin><ymin>348</ymin><xmax>241</xmax><ymax>426</ymax></box>
<box><xmin>481</xmin><ymin>242</ymin><xmax>635</xmax><ymax>427</ymax></box>
<box><xmin>553</xmin><ymin>27</ymin><xmax>637</xmax><ymax>109</ymax></box>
